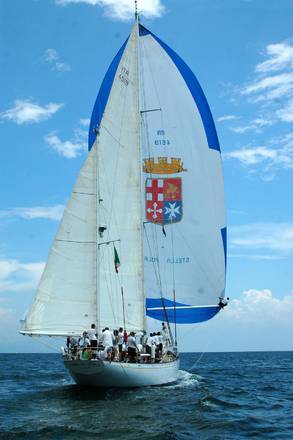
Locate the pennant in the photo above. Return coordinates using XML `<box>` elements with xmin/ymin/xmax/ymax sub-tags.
<box><xmin>114</xmin><ymin>245</ymin><xmax>120</xmax><ymax>273</ymax></box>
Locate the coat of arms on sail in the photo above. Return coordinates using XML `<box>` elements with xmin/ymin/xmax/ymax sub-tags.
<box><xmin>146</xmin><ymin>178</ymin><xmax>183</xmax><ymax>225</ymax></box>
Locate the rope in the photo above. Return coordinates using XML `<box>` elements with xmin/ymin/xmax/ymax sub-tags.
<box><xmin>27</xmin><ymin>336</ymin><xmax>61</xmax><ymax>352</ymax></box>
<box><xmin>188</xmin><ymin>350</ymin><xmax>206</xmax><ymax>372</ymax></box>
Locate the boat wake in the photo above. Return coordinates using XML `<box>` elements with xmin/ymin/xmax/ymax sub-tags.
<box><xmin>167</xmin><ymin>369</ymin><xmax>200</xmax><ymax>388</ymax></box>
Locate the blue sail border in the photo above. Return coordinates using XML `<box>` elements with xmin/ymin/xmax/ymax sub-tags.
<box><xmin>88</xmin><ymin>39</ymin><xmax>128</xmax><ymax>150</ymax></box>
<box><xmin>146</xmin><ymin>298</ymin><xmax>220</xmax><ymax>324</ymax></box>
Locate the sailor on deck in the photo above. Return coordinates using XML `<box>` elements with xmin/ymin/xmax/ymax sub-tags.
<box><xmin>218</xmin><ymin>297</ymin><xmax>229</xmax><ymax>309</ymax></box>
<box><xmin>88</xmin><ymin>324</ymin><xmax>97</xmax><ymax>349</ymax></box>
<box><xmin>162</xmin><ymin>322</ymin><xmax>170</xmax><ymax>354</ymax></box>
<box><xmin>127</xmin><ymin>331</ymin><xmax>138</xmax><ymax>363</ymax></box>
<box><xmin>102</xmin><ymin>327</ymin><xmax>114</xmax><ymax>358</ymax></box>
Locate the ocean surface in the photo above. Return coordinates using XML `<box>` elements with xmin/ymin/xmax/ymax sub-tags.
<box><xmin>0</xmin><ymin>351</ymin><xmax>292</xmax><ymax>439</ymax></box>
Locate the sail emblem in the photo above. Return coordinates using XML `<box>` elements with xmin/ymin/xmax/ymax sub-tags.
<box><xmin>146</xmin><ymin>178</ymin><xmax>183</xmax><ymax>225</ymax></box>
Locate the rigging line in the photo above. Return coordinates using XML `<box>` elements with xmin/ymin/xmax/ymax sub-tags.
<box><xmin>72</xmin><ymin>191</ymin><xmax>96</xmax><ymax>195</ymax></box>
<box><xmin>158</xmin><ymin>228</ymin><xmax>175</xmax><ymax>345</ymax></box>
<box><xmin>55</xmin><ymin>239</ymin><xmax>96</xmax><ymax>244</ymax></box>
<box><xmin>28</xmin><ymin>336</ymin><xmax>60</xmax><ymax>353</ymax></box>
<box><xmin>170</xmin><ymin>219</ymin><xmax>177</xmax><ymax>346</ymax></box>
<box><xmin>143</xmin><ymin>224</ymin><xmax>161</xmax><ymax>293</ymax></box>
<box><xmin>144</xmin><ymin>224</ymin><xmax>174</xmax><ymax>345</ymax></box>
<box><xmin>100</xmin><ymin>246</ymin><xmax>118</xmax><ymax>330</ymax></box>
<box><xmin>107</xmin><ymin>245</ymin><xmax>118</xmax><ymax>326</ymax></box>
<box><xmin>152</xmin><ymin>224</ymin><xmax>174</xmax><ymax>345</ymax></box>
<box><xmin>115</xmin><ymin>240</ymin><xmax>129</xmax><ymax>329</ymax></box>
<box><xmin>121</xmin><ymin>286</ymin><xmax>126</xmax><ymax>332</ymax></box>
<box><xmin>144</xmin><ymin>224</ymin><xmax>165</xmax><ymax>306</ymax></box>
<box><xmin>99</xmin><ymin>123</ymin><xmax>126</xmax><ymax>149</ymax></box>
<box><xmin>151</xmin><ymin>224</ymin><xmax>163</xmax><ymax>294</ymax></box>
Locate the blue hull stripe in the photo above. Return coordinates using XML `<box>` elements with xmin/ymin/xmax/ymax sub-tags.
<box><xmin>146</xmin><ymin>298</ymin><xmax>220</xmax><ymax>324</ymax></box>
<box><xmin>139</xmin><ymin>25</ymin><xmax>220</xmax><ymax>153</ymax></box>
<box><xmin>88</xmin><ymin>39</ymin><xmax>128</xmax><ymax>150</ymax></box>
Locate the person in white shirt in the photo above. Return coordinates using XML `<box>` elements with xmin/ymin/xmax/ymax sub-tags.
<box><xmin>146</xmin><ymin>333</ymin><xmax>153</xmax><ymax>356</ymax></box>
<box><xmin>157</xmin><ymin>332</ymin><xmax>163</xmax><ymax>355</ymax></box>
<box><xmin>88</xmin><ymin>324</ymin><xmax>98</xmax><ymax>357</ymax></box>
<box><xmin>135</xmin><ymin>331</ymin><xmax>143</xmax><ymax>345</ymax></box>
<box><xmin>112</xmin><ymin>329</ymin><xmax>119</xmax><ymax>361</ymax></box>
<box><xmin>127</xmin><ymin>331</ymin><xmax>138</xmax><ymax>363</ymax></box>
<box><xmin>146</xmin><ymin>333</ymin><xmax>154</xmax><ymax>362</ymax></box>
<box><xmin>153</xmin><ymin>332</ymin><xmax>159</xmax><ymax>346</ymax></box>
<box><xmin>118</xmin><ymin>327</ymin><xmax>124</xmax><ymax>360</ymax></box>
<box><xmin>102</xmin><ymin>327</ymin><xmax>114</xmax><ymax>360</ymax></box>
<box><xmin>162</xmin><ymin>323</ymin><xmax>170</xmax><ymax>354</ymax></box>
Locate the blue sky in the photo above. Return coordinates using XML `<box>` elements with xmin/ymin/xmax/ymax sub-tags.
<box><xmin>0</xmin><ymin>0</ymin><xmax>292</xmax><ymax>353</ymax></box>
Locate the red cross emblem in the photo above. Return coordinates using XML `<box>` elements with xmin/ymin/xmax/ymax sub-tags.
<box><xmin>145</xmin><ymin>178</ymin><xmax>183</xmax><ymax>225</ymax></box>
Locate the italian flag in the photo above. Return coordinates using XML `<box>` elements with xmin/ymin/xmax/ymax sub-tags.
<box><xmin>114</xmin><ymin>245</ymin><xmax>120</xmax><ymax>273</ymax></box>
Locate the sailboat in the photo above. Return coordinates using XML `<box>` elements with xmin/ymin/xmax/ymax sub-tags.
<box><xmin>20</xmin><ymin>10</ymin><xmax>226</xmax><ymax>387</ymax></box>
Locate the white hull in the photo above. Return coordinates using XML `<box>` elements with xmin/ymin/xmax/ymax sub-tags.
<box><xmin>64</xmin><ymin>358</ymin><xmax>179</xmax><ymax>388</ymax></box>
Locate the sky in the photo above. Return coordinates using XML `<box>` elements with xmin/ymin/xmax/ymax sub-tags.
<box><xmin>0</xmin><ymin>0</ymin><xmax>292</xmax><ymax>353</ymax></box>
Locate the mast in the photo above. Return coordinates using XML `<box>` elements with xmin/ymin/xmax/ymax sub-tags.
<box><xmin>95</xmin><ymin>133</ymin><xmax>100</xmax><ymax>329</ymax></box>
<box><xmin>134</xmin><ymin>6</ymin><xmax>146</xmax><ymax>331</ymax></box>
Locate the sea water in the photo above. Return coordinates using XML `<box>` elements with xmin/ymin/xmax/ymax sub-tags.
<box><xmin>0</xmin><ymin>352</ymin><xmax>292</xmax><ymax>439</ymax></box>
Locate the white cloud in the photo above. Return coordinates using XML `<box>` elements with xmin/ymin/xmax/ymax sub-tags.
<box><xmin>45</xmin><ymin>48</ymin><xmax>71</xmax><ymax>72</ymax></box>
<box><xmin>229</xmin><ymin>223</ymin><xmax>293</xmax><ymax>253</ymax></box>
<box><xmin>256</xmin><ymin>42</ymin><xmax>293</xmax><ymax>73</ymax></box>
<box><xmin>55</xmin><ymin>0</ymin><xmax>165</xmax><ymax>21</ymax></box>
<box><xmin>217</xmin><ymin>115</ymin><xmax>239</xmax><ymax>122</ymax></box>
<box><xmin>0</xmin><ymin>205</ymin><xmax>64</xmax><ymax>221</ymax></box>
<box><xmin>0</xmin><ymin>99</ymin><xmax>63</xmax><ymax>125</ymax></box>
<box><xmin>178</xmin><ymin>289</ymin><xmax>293</xmax><ymax>352</ymax></box>
<box><xmin>230</xmin><ymin>117</ymin><xmax>273</xmax><ymax>134</ymax></box>
<box><xmin>0</xmin><ymin>259</ymin><xmax>45</xmax><ymax>293</ymax></box>
<box><xmin>238</xmin><ymin>41</ymin><xmax>293</xmax><ymax>129</ymax></box>
<box><xmin>0</xmin><ymin>306</ymin><xmax>13</xmax><ymax>320</ymax></box>
<box><xmin>79</xmin><ymin>118</ymin><xmax>90</xmax><ymax>127</ymax></box>
<box><xmin>277</xmin><ymin>99</ymin><xmax>293</xmax><ymax>122</ymax></box>
<box><xmin>228</xmin><ymin>253</ymin><xmax>285</xmax><ymax>261</ymax></box>
<box><xmin>45</xmin><ymin>128</ymin><xmax>87</xmax><ymax>158</ymax></box>
<box><xmin>242</xmin><ymin>72</ymin><xmax>293</xmax><ymax>101</ymax></box>
<box><xmin>224</xmin><ymin>146</ymin><xmax>277</xmax><ymax>165</ymax></box>
<box><xmin>225</xmin><ymin>289</ymin><xmax>293</xmax><ymax>325</ymax></box>
<box><xmin>224</xmin><ymin>133</ymin><xmax>293</xmax><ymax>178</ymax></box>
<box><xmin>45</xmin><ymin>48</ymin><xmax>59</xmax><ymax>62</ymax></box>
